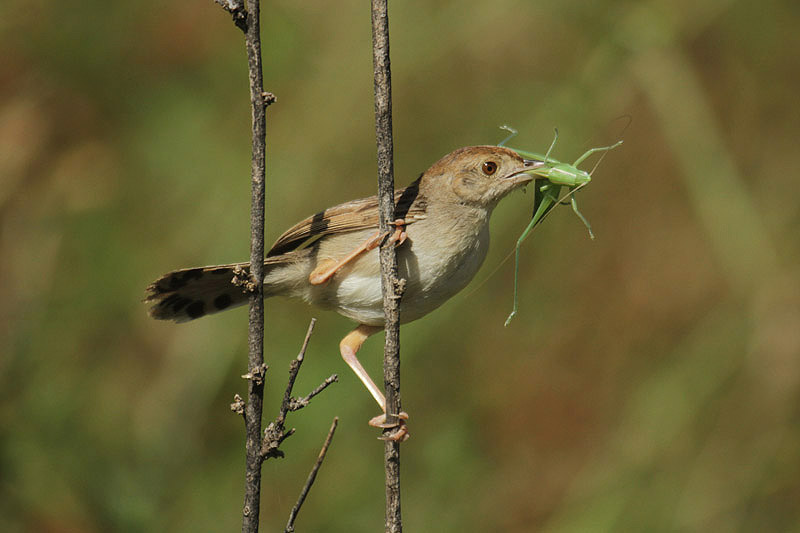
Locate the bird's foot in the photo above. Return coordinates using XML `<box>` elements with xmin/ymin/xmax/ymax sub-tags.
<box><xmin>369</xmin><ymin>411</ymin><xmax>410</xmax><ymax>442</ymax></box>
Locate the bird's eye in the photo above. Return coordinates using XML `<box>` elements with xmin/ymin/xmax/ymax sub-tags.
<box><xmin>482</xmin><ymin>161</ymin><xmax>498</xmax><ymax>175</ymax></box>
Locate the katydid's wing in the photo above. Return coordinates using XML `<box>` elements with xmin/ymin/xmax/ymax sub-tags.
<box><xmin>267</xmin><ymin>178</ymin><xmax>426</xmax><ymax>256</ymax></box>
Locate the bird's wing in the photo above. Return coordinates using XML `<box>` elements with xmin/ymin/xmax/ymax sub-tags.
<box><xmin>267</xmin><ymin>178</ymin><xmax>427</xmax><ymax>256</ymax></box>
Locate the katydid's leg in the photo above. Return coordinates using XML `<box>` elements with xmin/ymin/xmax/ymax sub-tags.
<box><xmin>498</xmin><ymin>125</ymin><xmax>518</xmax><ymax>147</ymax></box>
<box><xmin>572</xmin><ymin>140</ymin><xmax>624</xmax><ymax>167</ymax></box>
<box><xmin>505</xmin><ymin>186</ymin><xmax>560</xmax><ymax>326</ymax></box>
<box><xmin>504</xmin><ymin>221</ymin><xmax>533</xmax><ymax>327</ymax></box>
<box><xmin>543</xmin><ymin>129</ymin><xmax>559</xmax><ymax>163</ymax></box>
<box><xmin>532</xmin><ymin>178</ymin><xmax>545</xmax><ymax>218</ymax></box>
<box><xmin>550</xmin><ymin>185</ymin><xmax>594</xmax><ymax>239</ymax></box>
<box><xmin>570</xmin><ymin>194</ymin><xmax>595</xmax><ymax>240</ymax></box>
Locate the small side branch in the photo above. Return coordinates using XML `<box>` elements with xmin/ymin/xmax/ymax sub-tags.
<box><xmin>285</xmin><ymin>417</ymin><xmax>340</xmax><ymax>533</ymax></box>
<box><xmin>261</xmin><ymin>319</ymin><xmax>339</xmax><ymax>460</ymax></box>
<box><xmin>278</xmin><ymin>319</ymin><xmax>320</xmax><ymax>423</ymax></box>
<box><xmin>213</xmin><ymin>0</ymin><xmax>247</xmax><ymax>31</ymax></box>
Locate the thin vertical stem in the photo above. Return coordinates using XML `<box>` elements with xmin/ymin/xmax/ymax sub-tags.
<box><xmin>370</xmin><ymin>1</ymin><xmax>402</xmax><ymax>531</ymax></box>
<box><xmin>241</xmin><ymin>0</ymin><xmax>268</xmax><ymax>531</ymax></box>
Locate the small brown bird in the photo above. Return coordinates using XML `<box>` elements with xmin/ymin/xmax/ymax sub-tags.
<box><xmin>145</xmin><ymin>146</ymin><xmax>543</xmax><ymax>438</ymax></box>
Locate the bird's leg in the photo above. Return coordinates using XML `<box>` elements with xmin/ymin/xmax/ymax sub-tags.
<box><xmin>340</xmin><ymin>325</ymin><xmax>384</xmax><ymax>406</ymax></box>
<box><xmin>339</xmin><ymin>324</ymin><xmax>409</xmax><ymax>441</ymax></box>
<box><xmin>309</xmin><ymin>219</ymin><xmax>409</xmax><ymax>285</ymax></box>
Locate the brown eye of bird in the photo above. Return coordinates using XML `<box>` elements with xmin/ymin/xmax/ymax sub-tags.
<box><xmin>482</xmin><ymin>161</ymin><xmax>498</xmax><ymax>175</ymax></box>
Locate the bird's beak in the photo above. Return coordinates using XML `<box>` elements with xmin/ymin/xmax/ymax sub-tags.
<box><xmin>504</xmin><ymin>159</ymin><xmax>545</xmax><ymax>185</ymax></box>
<box><xmin>524</xmin><ymin>159</ymin><xmax>546</xmax><ymax>169</ymax></box>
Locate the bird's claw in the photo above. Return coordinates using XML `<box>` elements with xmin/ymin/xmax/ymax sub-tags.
<box><xmin>379</xmin><ymin>425</ymin><xmax>410</xmax><ymax>442</ymax></box>
<box><xmin>387</xmin><ymin>219</ymin><xmax>408</xmax><ymax>247</ymax></box>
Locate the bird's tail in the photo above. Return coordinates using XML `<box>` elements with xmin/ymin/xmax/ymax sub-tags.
<box><xmin>145</xmin><ymin>262</ymin><xmax>257</xmax><ymax>322</ymax></box>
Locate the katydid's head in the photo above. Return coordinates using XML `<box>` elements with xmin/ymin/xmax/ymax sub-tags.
<box><xmin>422</xmin><ymin>146</ymin><xmax>545</xmax><ymax>207</ymax></box>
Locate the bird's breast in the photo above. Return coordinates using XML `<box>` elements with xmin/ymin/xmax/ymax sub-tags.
<box><xmin>396</xmin><ymin>215</ymin><xmax>490</xmax><ymax>321</ymax></box>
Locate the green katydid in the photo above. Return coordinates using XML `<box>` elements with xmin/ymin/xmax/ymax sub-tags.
<box><xmin>500</xmin><ymin>127</ymin><xmax>623</xmax><ymax>326</ymax></box>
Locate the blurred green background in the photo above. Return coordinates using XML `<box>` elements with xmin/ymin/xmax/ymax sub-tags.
<box><xmin>2</xmin><ymin>0</ymin><xmax>799</xmax><ymax>531</ymax></box>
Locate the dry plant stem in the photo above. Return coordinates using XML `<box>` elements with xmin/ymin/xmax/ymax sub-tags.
<box><xmin>371</xmin><ymin>1</ymin><xmax>403</xmax><ymax>532</ymax></box>
<box><xmin>285</xmin><ymin>417</ymin><xmax>340</xmax><ymax>533</ymax></box>
<box><xmin>211</xmin><ymin>0</ymin><xmax>273</xmax><ymax>530</ymax></box>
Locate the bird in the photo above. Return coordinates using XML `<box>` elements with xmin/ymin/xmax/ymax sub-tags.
<box><xmin>145</xmin><ymin>145</ymin><xmax>544</xmax><ymax>440</ymax></box>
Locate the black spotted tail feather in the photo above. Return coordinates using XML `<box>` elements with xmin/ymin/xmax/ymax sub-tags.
<box><xmin>145</xmin><ymin>263</ymin><xmax>252</xmax><ymax>322</ymax></box>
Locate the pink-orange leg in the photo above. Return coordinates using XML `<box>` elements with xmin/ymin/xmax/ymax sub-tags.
<box><xmin>340</xmin><ymin>324</ymin><xmax>409</xmax><ymax>441</ymax></box>
<box><xmin>309</xmin><ymin>219</ymin><xmax>409</xmax><ymax>286</ymax></box>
